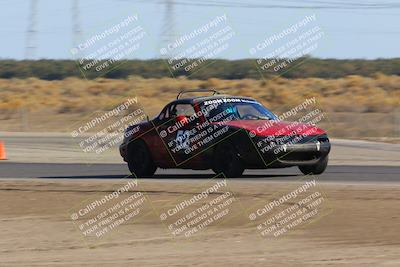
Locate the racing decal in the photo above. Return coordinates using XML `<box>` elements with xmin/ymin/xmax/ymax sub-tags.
<box><xmin>203</xmin><ymin>98</ymin><xmax>259</xmax><ymax>105</ymax></box>
<box><xmin>175</xmin><ymin>130</ymin><xmax>191</xmax><ymax>150</ymax></box>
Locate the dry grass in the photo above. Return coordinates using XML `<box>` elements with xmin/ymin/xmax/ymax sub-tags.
<box><xmin>0</xmin><ymin>75</ymin><xmax>399</xmax><ymax>137</ymax></box>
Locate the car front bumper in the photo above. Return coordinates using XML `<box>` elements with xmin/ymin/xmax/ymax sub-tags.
<box><xmin>247</xmin><ymin>134</ymin><xmax>331</xmax><ymax>167</ymax></box>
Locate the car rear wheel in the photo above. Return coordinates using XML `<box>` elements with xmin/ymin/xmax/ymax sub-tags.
<box><xmin>212</xmin><ymin>142</ymin><xmax>244</xmax><ymax>178</ymax></box>
<box><xmin>298</xmin><ymin>156</ymin><xmax>328</xmax><ymax>175</ymax></box>
<box><xmin>127</xmin><ymin>140</ymin><xmax>157</xmax><ymax>178</ymax></box>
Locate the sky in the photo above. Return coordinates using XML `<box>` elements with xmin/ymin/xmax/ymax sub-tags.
<box><xmin>0</xmin><ymin>0</ymin><xmax>399</xmax><ymax>60</ymax></box>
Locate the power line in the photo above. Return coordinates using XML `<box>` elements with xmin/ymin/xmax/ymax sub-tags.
<box><xmin>160</xmin><ymin>0</ymin><xmax>400</xmax><ymax>10</ymax></box>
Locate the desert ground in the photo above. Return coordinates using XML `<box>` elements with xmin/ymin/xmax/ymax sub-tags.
<box><xmin>0</xmin><ymin>179</ymin><xmax>399</xmax><ymax>266</ymax></box>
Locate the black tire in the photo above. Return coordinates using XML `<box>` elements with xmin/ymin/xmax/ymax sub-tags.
<box><xmin>127</xmin><ymin>140</ymin><xmax>157</xmax><ymax>178</ymax></box>
<box><xmin>212</xmin><ymin>142</ymin><xmax>244</xmax><ymax>178</ymax></box>
<box><xmin>299</xmin><ymin>156</ymin><xmax>328</xmax><ymax>175</ymax></box>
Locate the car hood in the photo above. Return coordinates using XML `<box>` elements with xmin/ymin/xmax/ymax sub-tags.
<box><xmin>217</xmin><ymin>120</ymin><xmax>326</xmax><ymax>136</ymax></box>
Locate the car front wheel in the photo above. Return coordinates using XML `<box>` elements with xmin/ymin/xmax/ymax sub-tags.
<box><xmin>212</xmin><ymin>142</ymin><xmax>244</xmax><ymax>178</ymax></box>
<box><xmin>298</xmin><ymin>156</ymin><xmax>328</xmax><ymax>175</ymax></box>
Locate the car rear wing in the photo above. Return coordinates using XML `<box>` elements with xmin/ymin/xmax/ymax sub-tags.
<box><xmin>177</xmin><ymin>89</ymin><xmax>220</xmax><ymax>99</ymax></box>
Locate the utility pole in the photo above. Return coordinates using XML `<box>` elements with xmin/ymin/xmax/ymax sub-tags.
<box><xmin>72</xmin><ymin>0</ymin><xmax>83</xmax><ymax>49</ymax></box>
<box><xmin>160</xmin><ymin>0</ymin><xmax>176</xmax><ymax>57</ymax></box>
<box><xmin>25</xmin><ymin>0</ymin><xmax>38</xmax><ymax>59</ymax></box>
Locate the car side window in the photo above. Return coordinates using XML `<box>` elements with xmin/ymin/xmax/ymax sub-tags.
<box><xmin>166</xmin><ymin>105</ymin><xmax>176</xmax><ymax>118</ymax></box>
<box><xmin>171</xmin><ymin>104</ymin><xmax>195</xmax><ymax>117</ymax></box>
<box><xmin>158</xmin><ymin>106</ymin><xmax>170</xmax><ymax>120</ymax></box>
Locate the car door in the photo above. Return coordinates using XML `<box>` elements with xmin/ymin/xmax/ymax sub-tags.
<box><xmin>146</xmin><ymin>104</ymin><xmax>176</xmax><ymax>168</ymax></box>
<box><xmin>157</xmin><ymin>102</ymin><xmax>201</xmax><ymax>166</ymax></box>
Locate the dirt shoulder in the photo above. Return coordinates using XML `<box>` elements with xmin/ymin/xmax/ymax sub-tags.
<box><xmin>0</xmin><ymin>179</ymin><xmax>399</xmax><ymax>266</ymax></box>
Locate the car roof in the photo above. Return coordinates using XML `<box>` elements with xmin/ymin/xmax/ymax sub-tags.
<box><xmin>159</xmin><ymin>94</ymin><xmax>260</xmax><ymax>118</ymax></box>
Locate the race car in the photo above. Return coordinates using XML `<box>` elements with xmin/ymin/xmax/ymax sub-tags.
<box><xmin>120</xmin><ymin>89</ymin><xmax>331</xmax><ymax>178</ymax></box>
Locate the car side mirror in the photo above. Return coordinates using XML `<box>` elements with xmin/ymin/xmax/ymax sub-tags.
<box><xmin>176</xmin><ymin>115</ymin><xmax>189</xmax><ymax>125</ymax></box>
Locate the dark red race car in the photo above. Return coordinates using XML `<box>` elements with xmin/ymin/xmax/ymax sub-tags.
<box><xmin>120</xmin><ymin>90</ymin><xmax>331</xmax><ymax>177</ymax></box>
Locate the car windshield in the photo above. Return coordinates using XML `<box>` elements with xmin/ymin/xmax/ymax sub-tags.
<box><xmin>201</xmin><ymin>99</ymin><xmax>278</xmax><ymax>121</ymax></box>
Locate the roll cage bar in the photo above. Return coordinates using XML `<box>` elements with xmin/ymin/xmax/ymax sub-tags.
<box><xmin>176</xmin><ymin>89</ymin><xmax>220</xmax><ymax>100</ymax></box>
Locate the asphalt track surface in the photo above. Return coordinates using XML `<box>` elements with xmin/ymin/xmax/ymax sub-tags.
<box><xmin>1</xmin><ymin>163</ymin><xmax>399</xmax><ymax>183</ymax></box>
